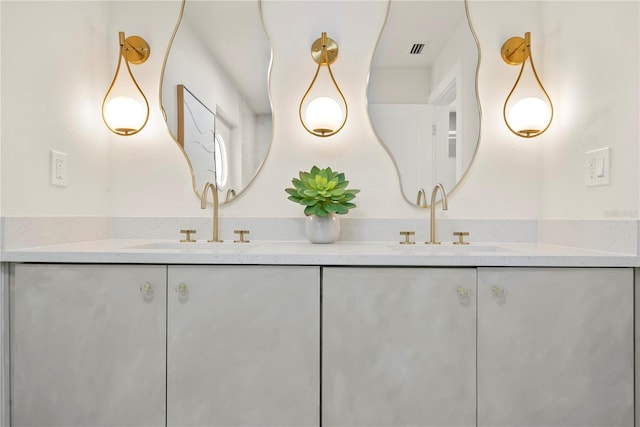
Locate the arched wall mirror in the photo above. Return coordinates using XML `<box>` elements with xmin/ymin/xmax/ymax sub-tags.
<box><xmin>368</xmin><ymin>0</ymin><xmax>480</xmax><ymax>205</ymax></box>
<box><xmin>161</xmin><ymin>0</ymin><xmax>272</xmax><ymax>203</ymax></box>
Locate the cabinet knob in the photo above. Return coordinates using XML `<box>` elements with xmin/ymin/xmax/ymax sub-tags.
<box><xmin>456</xmin><ymin>286</ymin><xmax>468</xmax><ymax>297</ymax></box>
<box><xmin>140</xmin><ymin>282</ymin><xmax>154</xmax><ymax>297</ymax></box>
<box><xmin>176</xmin><ymin>283</ymin><xmax>189</xmax><ymax>296</ymax></box>
<box><xmin>491</xmin><ymin>285</ymin><xmax>505</xmax><ymax>297</ymax></box>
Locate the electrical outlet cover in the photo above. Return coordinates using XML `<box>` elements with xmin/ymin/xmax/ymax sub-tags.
<box><xmin>50</xmin><ymin>150</ymin><xmax>68</xmax><ymax>187</ymax></box>
<box><xmin>585</xmin><ymin>147</ymin><xmax>610</xmax><ymax>187</ymax></box>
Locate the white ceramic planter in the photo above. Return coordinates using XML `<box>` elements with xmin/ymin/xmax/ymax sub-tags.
<box><xmin>305</xmin><ymin>213</ymin><xmax>341</xmax><ymax>243</ymax></box>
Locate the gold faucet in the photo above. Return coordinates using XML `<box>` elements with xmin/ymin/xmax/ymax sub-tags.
<box><xmin>416</xmin><ymin>188</ymin><xmax>427</xmax><ymax>207</ymax></box>
<box><xmin>225</xmin><ymin>188</ymin><xmax>236</xmax><ymax>202</ymax></box>
<box><xmin>201</xmin><ymin>182</ymin><xmax>223</xmax><ymax>243</ymax></box>
<box><xmin>427</xmin><ymin>183</ymin><xmax>448</xmax><ymax>244</ymax></box>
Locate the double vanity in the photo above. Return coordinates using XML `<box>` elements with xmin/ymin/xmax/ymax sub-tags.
<box><xmin>3</xmin><ymin>232</ymin><xmax>637</xmax><ymax>426</ymax></box>
<box><xmin>2</xmin><ymin>0</ymin><xmax>638</xmax><ymax>423</ymax></box>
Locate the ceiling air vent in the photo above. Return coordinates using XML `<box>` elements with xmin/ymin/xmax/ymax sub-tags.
<box><xmin>409</xmin><ymin>41</ymin><xmax>430</xmax><ymax>55</ymax></box>
<box><xmin>410</xmin><ymin>43</ymin><xmax>425</xmax><ymax>55</ymax></box>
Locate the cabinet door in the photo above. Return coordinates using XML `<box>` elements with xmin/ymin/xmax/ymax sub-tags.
<box><xmin>167</xmin><ymin>265</ymin><xmax>319</xmax><ymax>426</ymax></box>
<box><xmin>478</xmin><ymin>267</ymin><xmax>634</xmax><ymax>427</ymax></box>
<box><xmin>323</xmin><ymin>267</ymin><xmax>476</xmax><ymax>427</ymax></box>
<box><xmin>11</xmin><ymin>264</ymin><xmax>166</xmax><ymax>427</ymax></box>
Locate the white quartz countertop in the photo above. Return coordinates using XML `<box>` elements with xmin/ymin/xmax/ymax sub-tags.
<box><xmin>2</xmin><ymin>239</ymin><xmax>638</xmax><ymax>267</ymax></box>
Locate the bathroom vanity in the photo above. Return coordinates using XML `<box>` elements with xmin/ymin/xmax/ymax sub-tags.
<box><xmin>11</xmin><ymin>264</ymin><xmax>319</xmax><ymax>426</ymax></box>
<box><xmin>4</xmin><ymin>240</ymin><xmax>636</xmax><ymax>426</ymax></box>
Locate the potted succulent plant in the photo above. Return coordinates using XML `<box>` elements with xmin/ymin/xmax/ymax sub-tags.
<box><xmin>285</xmin><ymin>166</ymin><xmax>360</xmax><ymax>243</ymax></box>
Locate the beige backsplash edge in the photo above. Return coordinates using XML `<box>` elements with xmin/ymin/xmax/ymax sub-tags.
<box><xmin>539</xmin><ymin>219</ymin><xmax>639</xmax><ymax>255</ymax></box>
<box><xmin>1</xmin><ymin>217</ymin><xmax>111</xmax><ymax>251</ymax></box>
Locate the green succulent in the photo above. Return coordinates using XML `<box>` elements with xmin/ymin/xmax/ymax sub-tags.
<box><xmin>285</xmin><ymin>166</ymin><xmax>360</xmax><ymax>217</ymax></box>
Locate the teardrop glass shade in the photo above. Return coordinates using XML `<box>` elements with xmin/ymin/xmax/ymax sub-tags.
<box><xmin>103</xmin><ymin>96</ymin><xmax>147</xmax><ymax>135</ymax></box>
<box><xmin>299</xmin><ymin>32</ymin><xmax>348</xmax><ymax>138</ymax></box>
<box><xmin>506</xmin><ymin>97</ymin><xmax>552</xmax><ymax>137</ymax></box>
<box><xmin>501</xmin><ymin>32</ymin><xmax>553</xmax><ymax>138</ymax></box>
<box><xmin>102</xmin><ymin>32</ymin><xmax>150</xmax><ymax>136</ymax></box>
<box><xmin>305</xmin><ymin>97</ymin><xmax>344</xmax><ymax>135</ymax></box>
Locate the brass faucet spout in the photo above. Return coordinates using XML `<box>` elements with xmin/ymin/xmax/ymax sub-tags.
<box><xmin>416</xmin><ymin>188</ymin><xmax>427</xmax><ymax>207</ymax></box>
<box><xmin>201</xmin><ymin>181</ymin><xmax>223</xmax><ymax>243</ymax></box>
<box><xmin>427</xmin><ymin>183</ymin><xmax>448</xmax><ymax>244</ymax></box>
<box><xmin>432</xmin><ymin>183</ymin><xmax>448</xmax><ymax>210</ymax></box>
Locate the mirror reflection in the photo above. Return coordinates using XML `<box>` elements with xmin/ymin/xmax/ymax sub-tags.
<box><xmin>161</xmin><ymin>0</ymin><xmax>272</xmax><ymax>202</ymax></box>
<box><xmin>368</xmin><ymin>0</ymin><xmax>480</xmax><ymax>205</ymax></box>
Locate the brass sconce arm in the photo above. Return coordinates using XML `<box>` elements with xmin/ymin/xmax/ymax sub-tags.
<box><xmin>299</xmin><ymin>32</ymin><xmax>348</xmax><ymax>138</ymax></box>
<box><xmin>501</xmin><ymin>32</ymin><xmax>553</xmax><ymax>138</ymax></box>
<box><xmin>102</xmin><ymin>31</ymin><xmax>151</xmax><ymax>136</ymax></box>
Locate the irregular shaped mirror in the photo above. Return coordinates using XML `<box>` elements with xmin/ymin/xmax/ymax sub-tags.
<box><xmin>368</xmin><ymin>0</ymin><xmax>480</xmax><ymax>205</ymax></box>
<box><xmin>161</xmin><ymin>0</ymin><xmax>272</xmax><ymax>202</ymax></box>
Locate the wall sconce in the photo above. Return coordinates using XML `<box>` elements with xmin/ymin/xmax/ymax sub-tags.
<box><xmin>102</xmin><ymin>31</ymin><xmax>150</xmax><ymax>136</ymax></box>
<box><xmin>299</xmin><ymin>32</ymin><xmax>348</xmax><ymax>138</ymax></box>
<box><xmin>501</xmin><ymin>32</ymin><xmax>553</xmax><ymax>138</ymax></box>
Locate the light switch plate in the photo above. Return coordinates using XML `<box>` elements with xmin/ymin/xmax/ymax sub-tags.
<box><xmin>585</xmin><ymin>147</ymin><xmax>610</xmax><ymax>187</ymax></box>
<box><xmin>50</xmin><ymin>150</ymin><xmax>68</xmax><ymax>187</ymax></box>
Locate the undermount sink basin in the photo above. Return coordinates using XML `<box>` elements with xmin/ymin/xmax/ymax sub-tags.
<box><xmin>128</xmin><ymin>242</ymin><xmax>254</xmax><ymax>252</ymax></box>
<box><xmin>125</xmin><ymin>241</ymin><xmax>518</xmax><ymax>256</ymax></box>
<box><xmin>388</xmin><ymin>243</ymin><xmax>517</xmax><ymax>254</ymax></box>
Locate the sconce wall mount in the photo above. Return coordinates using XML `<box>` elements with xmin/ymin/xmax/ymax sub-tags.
<box><xmin>501</xmin><ymin>32</ymin><xmax>553</xmax><ymax>138</ymax></box>
<box><xmin>299</xmin><ymin>32</ymin><xmax>348</xmax><ymax>138</ymax></box>
<box><xmin>121</xmin><ymin>35</ymin><xmax>150</xmax><ymax>64</ymax></box>
<box><xmin>102</xmin><ymin>31</ymin><xmax>151</xmax><ymax>136</ymax></box>
<box><xmin>501</xmin><ymin>35</ymin><xmax>529</xmax><ymax>65</ymax></box>
<box><xmin>311</xmin><ymin>35</ymin><xmax>338</xmax><ymax>65</ymax></box>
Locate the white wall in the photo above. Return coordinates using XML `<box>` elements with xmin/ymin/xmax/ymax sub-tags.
<box><xmin>368</xmin><ymin>68</ymin><xmax>432</xmax><ymax>104</ymax></box>
<box><xmin>107</xmin><ymin>0</ymin><xmax>546</xmax><ymax>219</ymax></box>
<box><xmin>539</xmin><ymin>0</ymin><xmax>639</xmax><ymax>219</ymax></box>
<box><xmin>439</xmin><ymin>0</ymin><xmax>544</xmax><ymax>218</ymax></box>
<box><xmin>1</xmin><ymin>1</ymin><xmax>112</xmax><ymax>217</ymax></box>
<box><xmin>244</xmin><ymin>0</ymin><xmax>403</xmax><ymax>218</ymax></box>
<box><xmin>107</xmin><ymin>0</ymin><xmax>199</xmax><ymax>216</ymax></box>
<box><xmin>249</xmin><ymin>113</ymin><xmax>273</xmax><ymax>185</ymax></box>
<box><xmin>162</xmin><ymin>22</ymin><xmax>224</xmax><ymax>140</ymax></box>
<box><xmin>0</xmin><ymin>11</ymin><xmax>3</xmax><ymax>427</ymax></box>
<box><xmin>429</xmin><ymin>18</ymin><xmax>479</xmax><ymax>180</ymax></box>
<box><xmin>0</xmin><ymin>1</ymin><xmax>3</xmax><ymax>222</ymax></box>
<box><xmin>1</xmin><ymin>0</ymin><xmax>637</xmax><ymax>222</ymax></box>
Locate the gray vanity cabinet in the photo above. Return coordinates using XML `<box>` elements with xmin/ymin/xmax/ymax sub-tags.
<box><xmin>9</xmin><ymin>263</ymin><xmax>635</xmax><ymax>427</ymax></box>
<box><xmin>322</xmin><ymin>267</ymin><xmax>477</xmax><ymax>427</ymax></box>
<box><xmin>10</xmin><ymin>264</ymin><xmax>166</xmax><ymax>427</ymax></box>
<box><xmin>166</xmin><ymin>265</ymin><xmax>320</xmax><ymax>427</ymax></box>
<box><xmin>477</xmin><ymin>267</ymin><xmax>634</xmax><ymax>427</ymax></box>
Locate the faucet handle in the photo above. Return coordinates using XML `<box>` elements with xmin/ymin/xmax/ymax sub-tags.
<box><xmin>234</xmin><ymin>229</ymin><xmax>250</xmax><ymax>243</ymax></box>
<box><xmin>399</xmin><ymin>231</ymin><xmax>416</xmax><ymax>245</ymax></box>
<box><xmin>453</xmin><ymin>231</ymin><xmax>470</xmax><ymax>245</ymax></box>
<box><xmin>180</xmin><ymin>229</ymin><xmax>197</xmax><ymax>242</ymax></box>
